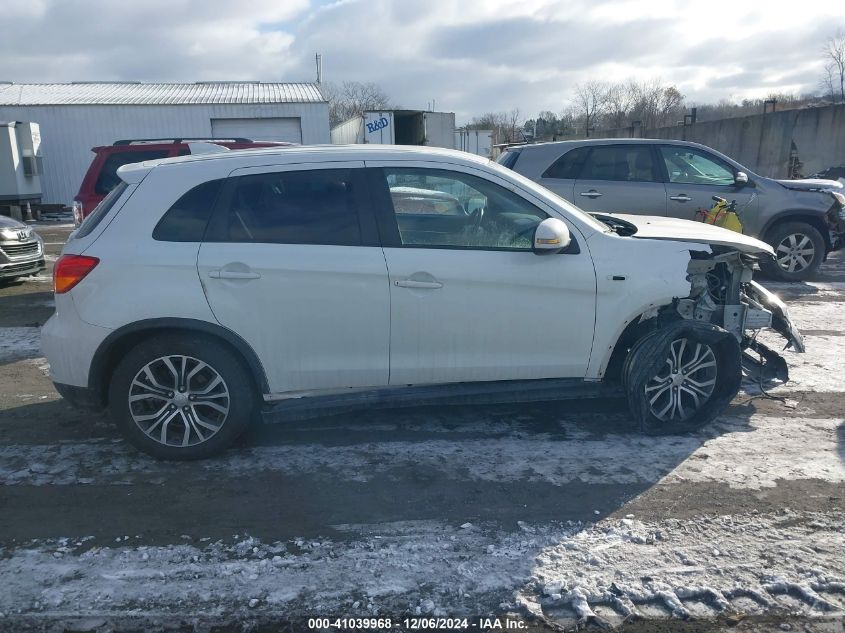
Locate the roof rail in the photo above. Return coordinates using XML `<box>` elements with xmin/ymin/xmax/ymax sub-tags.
<box><xmin>113</xmin><ymin>137</ymin><xmax>253</xmax><ymax>145</ymax></box>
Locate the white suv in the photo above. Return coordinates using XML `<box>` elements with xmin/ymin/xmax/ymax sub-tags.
<box><xmin>42</xmin><ymin>145</ymin><xmax>804</xmax><ymax>459</ymax></box>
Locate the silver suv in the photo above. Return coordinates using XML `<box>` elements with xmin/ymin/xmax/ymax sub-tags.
<box><xmin>0</xmin><ymin>215</ymin><xmax>45</xmax><ymax>281</ymax></box>
<box><xmin>499</xmin><ymin>139</ymin><xmax>845</xmax><ymax>281</ymax></box>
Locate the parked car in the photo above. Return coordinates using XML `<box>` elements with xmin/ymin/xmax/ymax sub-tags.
<box><xmin>498</xmin><ymin>139</ymin><xmax>845</xmax><ymax>281</ymax></box>
<box><xmin>72</xmin><ymin>137</ymin><xmax>292</xmax><ymax>222</ymax></box>
<box><xmin>42</xmin><ymin>145</ymin><xmax>804</xmax><ymax>459</ymax></box>
<box><xmin>0</xmin><ymin>215</ymin><xmax>45</xmax><ymax>281</ymax></box>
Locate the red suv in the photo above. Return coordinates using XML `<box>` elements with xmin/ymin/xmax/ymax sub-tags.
<box><xmin>72</xmin><ymin>137</ymin><xmax>290</xmax><ymax>222</ymax></box>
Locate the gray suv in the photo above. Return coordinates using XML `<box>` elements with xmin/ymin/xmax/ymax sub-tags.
<box><xmin>499</xmin><ymin>139</ymin><xmax>845</xmax><ymax>280</ymax></box>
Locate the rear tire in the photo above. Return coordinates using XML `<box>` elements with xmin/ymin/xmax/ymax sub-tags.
<box><xmin>108</xmin><ymin>334</ymin><xmax>257</xmax><ymax>459</ymax></box>
<box><xmin>761</xmin><ymin>222</ymin><xmax>825</xmax><ymax>281</ymax></box>
<box><xmin>623</xmin><ymin>321</ymin><xmax>741</xmax><ymax>435</ymax></box>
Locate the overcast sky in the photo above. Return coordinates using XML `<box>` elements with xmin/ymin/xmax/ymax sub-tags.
<box><xmin>1</xmin><ymin>0</ymin><xmax>843</xmax><ymax>124</ymax></box>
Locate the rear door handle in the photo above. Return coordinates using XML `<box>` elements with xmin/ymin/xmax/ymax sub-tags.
<box><xmin>395</xmin><ymin>279</ymin><xmax>443</xmax><ymax>289</ymax></box>
<box><xmin>669</xmin><ymin>194</ymin><xmax>692</xmax><ymax>202</ymax></box>
<box><xmin>580</xmin><ymin>190</ymin><xmax>602</xmax><ymax>198</ymax></box>
<box><xmin>208</xmin><ymin>269</ymin><xmax>261</xmax><ymax>280</ymax></box>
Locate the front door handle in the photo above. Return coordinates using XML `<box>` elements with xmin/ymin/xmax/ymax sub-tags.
<box><xmin>580</xmin><ymin>190</ymin><xmax>602</xmax><ymax>198</ymax></box>
<box><xmin>669</xmin><ymin>194</ymin><xmax>692</xmax><ymax>202</ymax></box>
<box><xmin>209</xmin><ymin>269</ymin><xmax>261</xmax><ymax>280</ymax></box>
<box><xmin>395</xmin><ymin>279</ymin><xmax>443</xmax><ymax>289</ymax></box>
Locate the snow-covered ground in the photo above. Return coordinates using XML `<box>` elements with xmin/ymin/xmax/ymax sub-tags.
<box><xmin>2</xmin><ymin>512</ymin><xmax>843</xmax><ymax>626</ymax></box>
<box><xmin>0</xmin><ymin>414</ymin><xmax>842</xmax><ymax>489</ymax></box>
<box><xmin>0</xmin><ymin>326</ymin><xmax>41</xmax><ymax>364</ymax></box>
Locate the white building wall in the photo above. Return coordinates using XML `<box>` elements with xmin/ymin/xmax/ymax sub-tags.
<box><xmin>0</xmin><ymin>102</ymin><xmax>330</xmax><ymax>204</ymax></box>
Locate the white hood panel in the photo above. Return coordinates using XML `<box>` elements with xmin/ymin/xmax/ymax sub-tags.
<box><xmin>610</xmin><ymin>214</ymin><xmax>775</xmax><ymax>255</ymax></box>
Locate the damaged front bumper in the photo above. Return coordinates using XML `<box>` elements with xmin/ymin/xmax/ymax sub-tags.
<box><xmin>741</xmin><ymin>280</ymin><xmax>805</xmax><ymax>382</ymax></box>
<box><xmin>745</xmin><ymin>281</ymin><xmax>805</xmax><ymax>352</ymax></box>
<box><xmin>678</xmin><ymin>251</ymin><xmax>804</xmax><ymax>384</ymax></box>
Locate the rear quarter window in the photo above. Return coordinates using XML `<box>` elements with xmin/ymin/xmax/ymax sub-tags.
<box><xmin>542</xmin><ymin>146</ymin><xmax>590</xmax><ymax>179</ymax></box>
<box><xmin>497</xmin><ymin>149</ymin><xmax>521</xmax><ymax>169</ymax></box>
<box><xmin>153</xmin><ymin>179</ymin><xmax>223</xmax><ymax>242</ymax></box>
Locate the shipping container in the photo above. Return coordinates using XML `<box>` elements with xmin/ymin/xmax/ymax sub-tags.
<box><xmin>455</xmin><ymin>129</ymin><xmax>493</xmax><ymax>158</ymax></box>
<box><xmin>331</xmin><ymin>110</ymin><xmax>455</xmax><ymax>149</ymax></box>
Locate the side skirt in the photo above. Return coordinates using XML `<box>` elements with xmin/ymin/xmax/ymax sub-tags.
<box><xmin>262</xmin><ymin>378</ymin><xmax>623</xmax><ymax>423</ymax></box>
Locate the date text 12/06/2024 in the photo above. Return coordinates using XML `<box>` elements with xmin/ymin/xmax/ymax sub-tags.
<box><xmin>307</xmin><ymin>617</ymin><xmax>528</xmax><ymax>630</ymax></box>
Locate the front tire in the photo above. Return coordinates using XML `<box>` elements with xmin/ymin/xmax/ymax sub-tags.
<box><xmin>108</xmin><ymin>334</ymin><xmax>257</xmax><ymax>459</ymax></box>
<box><xmin>623</xmin><ymin>322</ymin><xmax>741</xmax><ymax>435</ymax></box>
<box><xmin>762</xmin><ymin>222</ymin><xmax>825</xmax><ymax>281</ymax></box>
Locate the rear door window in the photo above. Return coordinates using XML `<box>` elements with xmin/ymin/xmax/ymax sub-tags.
<box><xmin>578</xmin><ymin>145</ymin><xmax>658</xmax><ymax>182</ymax></box>
<box><xmin>95</xmin><ymin>150</ymin><xmax>169</xmax><ymax>195</ymax></box>
<box><xmin>209</xmin><ymin>169</ymin><xmax>365</xmax><ymax>245</ymax></box>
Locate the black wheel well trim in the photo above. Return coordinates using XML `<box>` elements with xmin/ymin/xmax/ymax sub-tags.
<box><xmin>88</xmin><ymin>318</ymin><xmax>270</xmax><ymax>401</ymax></box>
<box><xmin>760</xmin><ymin>211</ymin><xmax>832</xmax><ymax>251</ymax></box>
<box><xmin>602</xmin><ymin>313</ymin><xmax>662</xmax><ymax>382</ymax></box>
<box><xmin>602</xmin><ymin>306</ymin><xmax>700</xmax><ymax>382</ymax></box>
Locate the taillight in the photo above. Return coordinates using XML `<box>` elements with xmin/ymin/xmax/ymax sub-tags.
<box><xmin>54</xmin><ymin>254</ymin><xmax>99</xmax><ymax>294</ymax></box>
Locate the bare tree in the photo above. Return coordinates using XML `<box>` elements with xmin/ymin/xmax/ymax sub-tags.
<box><xmin>625</xmin><ymin>80</ymin><xmax>685</xmax><ymax>129</ymax></box>
<box><xmin>823</xmin><ymin>30</ymin><xmax>845</xmax><ymax>103</ymax></box>
<box><xmin>572</xmin><ymin>81</ymin><xmax>608</xmax><ymax>137</ymax></box>
<box><xmin>467</xmin><ymin>111</ymin><xmax>524</xmax><ymax>145</ymax></box>
<box><xmin>506</xmin><ymin>108</ymin><xmax>522</xmax><ymax>143</ymax></box>
<box><xmin>821</xmin><ymin>62</ymin><xmax>838</xmax><ymax>101</ymax></box>
<box><xmin>321</xmin><ymin>81</ymin><xmax>393</xmax><ymax>126</ymax></box>
<box><xmin>604</xmin><ymin>81</ymin><xmax>636</xmax><ymax>129</ymax></box>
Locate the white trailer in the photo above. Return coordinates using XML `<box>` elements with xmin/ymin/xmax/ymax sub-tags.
<box><xmin>455</xmin><ymin>129</ymin><xmax>493</xmax><ymax>158</ymax></box>
<box><xmin>0</xmin><ymin>121</ymin><xmax>43</xmax><ymax>203</ymax></box>
<box><xmin>331</xmin><ymin>110</ymin><xmax>455</xmax><ymax>148</ymax></box>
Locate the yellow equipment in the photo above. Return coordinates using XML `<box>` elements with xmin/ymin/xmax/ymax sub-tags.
<box><xmin>696</xmin><ymin>196</ymin><xmax>744</xmax><ymax>233</ymax></box>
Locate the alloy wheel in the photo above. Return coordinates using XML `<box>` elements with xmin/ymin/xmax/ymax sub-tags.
<box><xmin>128</xmin><ymin>355</ymin><xmax>230</xmax><ymax>447</ymax></box>
<box><xmin>775</xmin><ymin>233</ymin><xmax>815</xmax><ymax>273</ymax></box>
<box><xmin>644</xmin><ymin>338</ymin><xmax>717</xmax><ymax>422</ymax></box>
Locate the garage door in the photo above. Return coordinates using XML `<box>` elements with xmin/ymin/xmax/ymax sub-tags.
<box><xmin>210</xmin><ymin>117</ymin><xmax>302</xmax><ymax>143</ymax></box>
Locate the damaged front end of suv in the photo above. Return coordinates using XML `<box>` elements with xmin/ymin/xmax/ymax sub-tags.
<box><xmin>594</xmin><ymin>212</ymin><xmax>805</xmax><ymax>433</ymax></box>
<box><xmin>679</xmin><ymin>249</ymin><xmax>805</xmax><ymax>383</ymax></box>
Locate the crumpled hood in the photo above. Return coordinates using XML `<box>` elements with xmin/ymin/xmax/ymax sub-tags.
<box><xmin>609</xmin><ymin>214</ymin><xmax>774</xmax><ymax>255</ymax></box>
<box><xmin>775</xmin><ymin>178</ymin><xmax>844</xmax><ymax>191</ymax></box>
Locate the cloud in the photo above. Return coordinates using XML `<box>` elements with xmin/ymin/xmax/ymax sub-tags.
<box><xmin>0</xmin><ymin>0</ymin><xmax>842</xmax><ymax>122</ymax></box>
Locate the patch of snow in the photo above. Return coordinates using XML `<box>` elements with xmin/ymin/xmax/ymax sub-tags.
<box><xmin>0</xmin><ymin>327</ymin><xmax>41</xmax><ymax>363</ymax></box>
<box><xmin>0</xmin><ymin>414</ymin><xmax>841</xmax><ymax>490</ymax></box>
<box><xmin>0</xmin><ymin>513</ymin><xmax>841</xmax><ymax>622</ymax></box>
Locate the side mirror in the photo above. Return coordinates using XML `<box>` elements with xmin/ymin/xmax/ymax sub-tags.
<box><xmin>735</xmin><ymin>171</ymin><xmax>749</xmax><ymax>186</ymax></box>
<box><xmin>533</xmin><ymin>218</ymin><xmax>571</xmax><ymax>254</ymax></box>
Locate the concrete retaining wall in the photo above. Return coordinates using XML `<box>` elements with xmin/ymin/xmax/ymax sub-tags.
<box><xmin>598</xmin><ymin>104</ymin><xmax>845</xmax><ymax>179</ymax></box>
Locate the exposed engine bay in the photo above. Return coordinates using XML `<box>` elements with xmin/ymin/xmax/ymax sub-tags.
<box><xmin>673</xmin><ymin>249</ymin><xmax>804</xmax><ymax>382</ymax></box>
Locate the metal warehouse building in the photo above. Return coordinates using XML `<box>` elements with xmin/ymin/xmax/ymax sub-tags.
<box><xmin>0</xmin><ymin>81</ymin><xmax>330</xmax><ymax>205</ymax></box>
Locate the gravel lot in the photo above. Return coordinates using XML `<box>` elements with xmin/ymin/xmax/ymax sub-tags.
<box><xmin>0</xmin><ymin>223</ymin><xmax>843</xmax><ymax>632</ymax></box>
